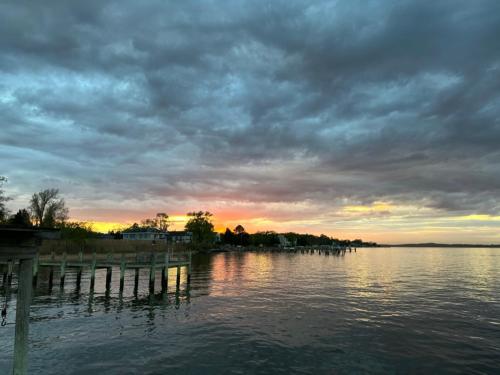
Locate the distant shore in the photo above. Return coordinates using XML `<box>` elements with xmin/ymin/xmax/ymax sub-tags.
<box><xmin>383</xmin><ymin>243</ymin><xmax>500</xmax><ymax>248</ymax></box>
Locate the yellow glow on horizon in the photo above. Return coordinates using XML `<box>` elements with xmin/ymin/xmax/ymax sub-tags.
<box><xmin>67</xmin><ymin>204</ymin><xmax>500</xmax><ymax>244</ymax></box>
<box><xmin>452</xmin><ymin>214</ymin><xmax>500</xmax><ymax>221</ymax></box>
<box><xmin>84</xmin><ymin>221</ymin><xmax>128</xmax><ymax>233</ymax></box>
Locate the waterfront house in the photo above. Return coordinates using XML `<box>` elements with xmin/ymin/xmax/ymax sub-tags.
<box><xmin>122</xmin><ymin>226</ymin><xmax>168</xmax><ymax>241</ymax></box>
<box><xmin>167</xmin><ymin>230</ymin><xmax>193</xmax><ymax>244</ymax></box>
<box><xmin>278</xmin><ymin>234</ymin><xmax>296</xmax><ymax>248</ymax></box>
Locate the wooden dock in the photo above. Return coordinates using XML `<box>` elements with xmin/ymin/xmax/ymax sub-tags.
<box><xmin>1</xmin><ymin>250</ymin><xmax>192</xmax><ymax>294</ymax></box>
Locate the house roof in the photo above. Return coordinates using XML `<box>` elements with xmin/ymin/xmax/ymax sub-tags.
<box><xmin>122</xmin><ymin>226</ymin><xmax>166</xmax><ymax>234</ymax></box>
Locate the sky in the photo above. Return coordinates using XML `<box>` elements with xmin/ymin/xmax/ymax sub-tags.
<box><xmin>1</xmin><ymin>1</ymin><xmax>500</xmax><ymax>244</ymax></box>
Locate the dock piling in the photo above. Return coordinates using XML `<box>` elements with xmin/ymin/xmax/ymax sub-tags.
<box><xmin>105</xmin><ymin>267</ymin><xmax>112</xmax><ymax>290</ymax></box>
<box><xmin>176</xmin><ymin>266</ymin><xmax>181</xmax><ymax>291</ymax></box>
<box><xmin>161</xmin><ymin>252</ymin><xmax>168</xmax><ymax>292</ymax></box>
<box><xmin>134</xmin><ymin>268</ymin><xmax>139</xmax><ymax>293</ymax></box>
<box><xmin>32</xmin><ymin>252</ymin><xmax>39</xmax><ymax>286</ymax></box>
<box><xmin>187</xmin><ymin>251</ymin><xmax>192</xmax><ymax>283</ymax></box>
<box><xmin>76</xmin><ymin>250</ymin><xmax>83</xmax><ymax>286</ymax></box>
<box><xmin>7</xmin><ymin>259</ymin><xmax>13</xmax><ymax>284</ymax></box>
<box><xmin>119</xmin><ymin>253</ymin><xmax>126</xmax><ymax>292</ymax></box>
<box><xmin>48</xmin><ymin>251</ymin><xmax>55</xmax><ymax>289</ymax></box>
<box><xmin>149</xmin><ymin>252</ymin><xmax>156</xmax><ymax>293</ymax></box>
<box><xmin>90</xmin><ymin>251</ymin><xmax>97</xmax><ymax>290</ymax></box>
<box><xmin>60</xmin><ymin>251</ymin><xmax>67</xmax><ymax>288</ymax></box>
<box><xmin>13</xmin><ymin>258</ymin><xmax>33</xmax><ymax>375</ymax></box>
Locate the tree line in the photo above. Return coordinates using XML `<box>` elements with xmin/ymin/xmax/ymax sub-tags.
<box><xmin>1</xmin><ymin>177</ymin><xmax>376</xmax><ymax>247</ymax></box>
<box><xmin>220</xmin><ymin>225</ymin><xmax>376</xmax><ymax>247</ymax></box>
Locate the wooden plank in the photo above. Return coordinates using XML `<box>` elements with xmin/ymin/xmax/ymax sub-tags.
<box><xmin>0</xmin><ymin>247</ymin><xmax>37</xmax><ymax>261</ymax></box>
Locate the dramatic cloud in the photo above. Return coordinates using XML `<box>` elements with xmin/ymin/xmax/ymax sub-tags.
<box><xmin>1</xmin><ymin>0</ymin><xmax>500</xmax><ymax>242</ymax></box>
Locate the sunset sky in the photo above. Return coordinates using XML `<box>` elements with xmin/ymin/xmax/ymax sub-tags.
<box><xmin>1</xmin><ymin>1</ymin><xmax>500</xmax><ymax>244</ymax></box>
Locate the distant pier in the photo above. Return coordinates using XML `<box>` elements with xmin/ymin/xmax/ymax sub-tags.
<box><xmin>253</xmin><ymin>245</ymin><xmax>356</xmax><ymax>255</ymax></box>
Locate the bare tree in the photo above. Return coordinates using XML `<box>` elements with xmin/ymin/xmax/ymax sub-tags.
<box><xmin>140</xmin><ymin>212</ymin><xmax>170</xmax><ymax>231</ymax></box>
<box><xmin>156</xmin><ymin>212</ymin><xmax>170</xmax><ymax>232</ymax></box>
<box><xmin>29</xmin><ymin>188</ymin><xmax>68</xmax><ymax>227</ymax></box>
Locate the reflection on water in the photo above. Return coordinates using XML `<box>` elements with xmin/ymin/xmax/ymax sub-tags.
<box><xmin>1</xmin><ymin>248</ymin><xmax>500</xmax><ymax>374</ymax></box>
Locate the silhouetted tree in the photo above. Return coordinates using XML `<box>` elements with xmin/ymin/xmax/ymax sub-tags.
<box><xmin>249</xmin><ymin>231</ymin><xmax>280</xmax><ymax>247</ymax></box>
<box><xmin>8</xmin><ymin>209</ymin><xmax>32</xmax><ymax>227</ymax></box>
<box><xmin>59</xmin><ymin>222</ymin><xmax>96</xmax><ymax>242</ymax></box>
<box><xmin>185</xmin><ymin>211</ymin><xmax>215</xmax><ymax>246</ymax></box>
<box><xmin>234</xmin><ymin>225</ymin><xmax>245</xmax><ymax>235</ymax></box>
<box><xmin>108</xmin><ymin>230</ymin><xmax>123</xmax><ymax>239</ymax></box>
<box><xmin>29</xmin><ymin>188</ymin><xmax>68</xmax><ymax>228</ymax></box>
<box><xmin>233</xmin><ymin>225</ymin><xmax>250</xmax><ymax>246</ymax></box>
<box><xmin>223</xmin><ymin>227</ymin><xmax>236</xmax><ymax>245</ymax></box>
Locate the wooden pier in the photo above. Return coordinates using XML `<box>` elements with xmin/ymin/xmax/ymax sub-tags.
<box><xmin>0</xmin><ymin>229</ymin><xmax>192</xmax><ymax>375</ymax></box>
<box><xmin>1</xmin><ymin>250</ymin><xmax>192</xmax><ymax>294</ymax></box>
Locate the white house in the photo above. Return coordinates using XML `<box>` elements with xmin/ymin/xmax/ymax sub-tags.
<box><xmin>167</xmin><ymin>231</ymin><xmax>193</xmax><ymax>244</ymax></box>
<box><xmin>122</xmin><ymin>227</ymin><xmax>168</xmax><ymax>241</ymax></box>
<box><xmin>278</xmin><ymin>234</ymin><xmax>295</xmax><ymax>248</ymax></box>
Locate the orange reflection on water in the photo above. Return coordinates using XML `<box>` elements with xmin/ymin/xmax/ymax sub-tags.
<box><xmin>209</xmin><ymin>253</ymin><xmax>274</xmax><ymax>297</ymax></box>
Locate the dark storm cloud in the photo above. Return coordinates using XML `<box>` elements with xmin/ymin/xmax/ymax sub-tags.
<box><xmin>1</xmin><ymin>0</ymin><xmax>500</xmax><ymax>216</ymax></box>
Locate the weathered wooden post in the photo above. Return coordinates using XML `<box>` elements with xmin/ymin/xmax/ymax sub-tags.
<box><xmin>76</xmin><ymin>249</ymin><xmax>83</xmax><ymax>286</ymax></box>
<box><xmin>90</xmin><ymin>251</ymin><xmax>97</xmax><ymax>290</ymax></box>
<box><xmin>60</xmin><ymin>251</ymin><xmax>67</xmax><ymax>288</ymax></box>
<box><xmin>119</xmin><ymin>253</ymin><xmax>126</xmax><ymax>292</ymax></box>
<box><xmin>105</xmin><ymin>267</ymin><xmax>112</xmax><ymax>290</ymax></box>
<box><xmin>48</xmin><ymin>250</ymin><xmax>55</xmax><ymax>290</ymax></box>
<box><xmin>7</xmin><ymin>259</ymin><xmax>13</xmax><ymax>284</ymax></box>
<box><xmin>14</xmin><ymin>257</ymin><xmax>32</xmax><ymax>375</ymax></box>
<box><xmin>161</xmin><ymin>252</ymin><xmax>169</xmax><ymax>292</ymax></box>
<box><xmin>32</xmin><ymin>252</ymin><xmax>39</xmax><ymax>286</ymax></box>
<box><xmin>134</xmin><ymin>268</ymin><xmax>139</xmax><ymax>293</ymax></box>
<box><xmin>149</xmin><ymin>252</ymin><xmax>156</xmax><ymax>294</ymax></box>
<box><xmin>176</xmin><ymin>265</ymin><xmax>181</xmax><ymax>291</ymax></box>
<box><xmin>187</xmin><ymin>250</ymin><xmax>192</xmax><ymax>284</ymax></box>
